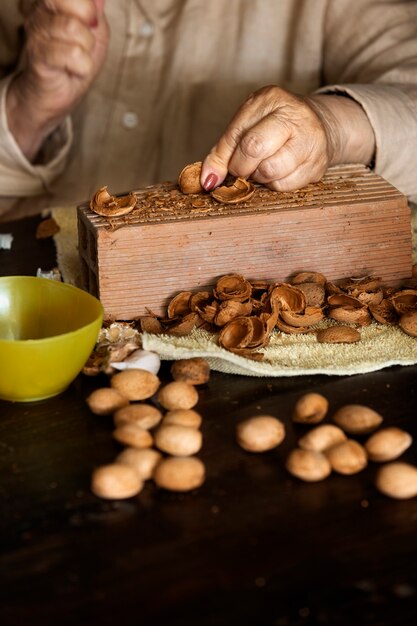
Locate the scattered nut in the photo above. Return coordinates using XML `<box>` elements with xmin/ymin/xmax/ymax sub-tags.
<box><xmin>236</xmin><ymin>415</ymin><xmax>285</xmax><ymax>452</ymax></box>
<box><xmin>86</xmin><ymin>387</ymin><xmax>129</xmax><ymax>415</ymax></box>
<box><xmin>110</xmin><ymin>369</ymin><xmax>160</xmax><ymax>401</ymax></box>
<box><xmin>292</xmin><ymin>392</ymin><xmax>329</xmax><ymax>424</ymax></box>
<box><xmin>162</xmin><ymin>409</ymin><xmax>202</xmax><ymax>429</ymax></box>
<box><xmin>332</xmin><ymin>404</ymin><xmax>383</xmax><ymax>434</ymax></box>
<box><xmin>364</xmin><ymin>427</ymin><xmax>413</xmax><ymax>462</ymax></box>
<box><xmin>154</xmin><ymin>424</ymin><xmax>202</xmax><ymax>456</ymax></box>
<box><xmin>298</xmin><ymin>424</ymin><xmax>347</xmax><ymax>452</ymax></box>
<box><xmin>157</xmin><ymin>381</ymin><xmax>199</xmax><ymax>410</ymax></box>
<box><xmin>90</xmin><ymin>186</ymin><xmax>136</xmax><ymax>217</ymax></box>
<box><xmin>326</xmin><ymin>440</ymin><xmax>367</xmax><ymax>475</ymax></box>
<box><xmin>316</xmin><ymin>326</ymin><xmax>361</xmax><ymax>343</ymax></box>
<box><xmin>170</xmin><ymin>358</ymin><xmax>210</xmax><ymax>385</ymax></box>
<box><xmin>113</xmin><ymin>423</ymin><xmax>154</xmax><ymax>449</ymax></box>
<box><xmin>285</xmin><ymin>448</ymin><xmax>332</xmax><ymax>482</ymax></box>
<box><xmin>91</xmin><ymin>463</ymin><xmax>143</xmax><ymax>499</ymax></box>
<box><xmin>154</xmin><ymin>456</ymin><xmax>206</xmax><ymax>492</ymax></box>
<box><xmin>375</xmin><ymin>462</ymin><xmax>417</xmax><ymax>499</ymax></box>
<box><xmin>113</xmin><ymin>403</ymin><xmax>163</xmax><ymax>429</ymax></box>
<box><xmin>116</xmin><ymin>447</ymin><xmax>162</xmax><ymax>481</ymax></box>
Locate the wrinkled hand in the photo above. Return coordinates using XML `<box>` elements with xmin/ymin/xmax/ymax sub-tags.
<box><xmin>201</xmin><ymin>85</ymin><xmax>375</xmax><ymax>192</ymax></box>
<box><xmin>7</xmin><ymin>0</ymin><xmax>109</xmax><ymax>160</ymax></box>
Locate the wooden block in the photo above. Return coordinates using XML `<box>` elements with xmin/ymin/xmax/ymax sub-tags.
<box><xmin>77</xmin><ymin>164</ymin><xmax>412</xmax><ymax>320</ymax></box>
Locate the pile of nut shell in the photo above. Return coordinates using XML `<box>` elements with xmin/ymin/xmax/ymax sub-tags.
<box><xmin>87</xmin><ymin>358</ymin><xmax>210</xmax><ymax>499</ymax></box>
<box><xmin>235</xmin><ymin>393</ymin><xmax>417</xmax><ymax>500</ymax></box>
<box><xmin>139</xmin><ymin>270</ymin><xmax>417</xmax><ymax>359</ymax></box>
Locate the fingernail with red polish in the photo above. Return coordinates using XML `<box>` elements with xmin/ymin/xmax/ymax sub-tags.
<box><xmin>203</xmin><ymin>173</ymin><xmax>218</xmax><ymax>191</ymax></box>
<box><xmin>90</xmin><ymin>17</ymin><xmax>98</xmax><ymax>28</ymax></box>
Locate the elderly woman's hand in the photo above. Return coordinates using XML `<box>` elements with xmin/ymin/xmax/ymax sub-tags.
<box><xmin>201</xmin><ymin>85</ymin><xmax>375</xmax><ymax>192</ymax></box>
<box><xmin>6</xmin><ymin>0</ymin><xmax>109</xmax><ymax>161</ymax></box>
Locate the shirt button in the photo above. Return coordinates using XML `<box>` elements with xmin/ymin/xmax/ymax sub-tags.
<box><xmin>122</xmin><ymin>112</ymin><xmax>139</xmax><ymax>129</ymax></box>
<box><xmin>139</xmin><ymin>21</ymin><xmax>154</xmax><ymax>38</ymax></box>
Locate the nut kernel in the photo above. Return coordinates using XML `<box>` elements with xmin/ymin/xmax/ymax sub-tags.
<box><xmin>375</xmin><ymin>462</ymin><xmax>417</xmax><ymax>499</ymax></box>
<box><xmin>113</xmin><ymin>423</ymin><xmax>154</xmax><ymax>449</ymax></box>
<box><xmin>91</xmin><ymin>463</ymin><xmax>143</xmax><ymax>499</ymax></box>
<box><xmin>285</xmin><ymin>448</ymin><xmax>331</xmax><ymax>482</ymax></box>
<box><xmin>292</xmin><ymin>393</ymin><xmax>329</xmax><ymax>424</ymax></box>
<box><xmin>116</xmin><ymin>447</ymin><xmax>162</xmax><ymax>480</ymax></box>
<box><xmin>113</xmin><ymin>403</ymin><xmax>162</xmax><ymax>429</ymax></box>
<box><xmin>236</xmin><ymin>415</ymin><xmax>285</xmax><ymax>452</ymax></box>
<box><xmin>298</xmin><ymin>424</ymin><xmax>347</xmax><ymax>452</ymax></box>
<box><xmin>170</xmin><ymin>358</ymin><xmax>210</xmax><ymax>385</ymax></box>
<box><xmin>154</xmin><ymin>456</ymin><xmax>206</xmax><ymax>492</ymax></box>
<box><xmin>86</xmin><ymin>387</ymin><xmax>129</xmax><ymax>415</ymax></box>
<box><xmin>157</xmin><ymin>381</ymin><xmax>199</xmax><ymax>410</ymax></box>
<box><xmin>364</xmin><ymin>427</ymin><xmax>412</xmax><ymax>462</ymax></box>
<box><xmin>110</xmin><ymin>368</ymin><xmax>160</xmax><ymax>401</ymax></box>
<box><xmin>332</xmin><ymin>404</ymin><xmax>383</xmax><ymax>434</ymax></box>
<box><xmin>326</xmin><ymin>440</ymin><xmax>367</xmax><ymax>475</ymax></box>
<box><xmin>162</xmin><ymin>409</ymin><xmax>202</xmax><ymax>429</ymax></box>
<box><xmin>154</xmin><ymin>424</ymin><xmax>202</xmax><ymax>456</ymax></box>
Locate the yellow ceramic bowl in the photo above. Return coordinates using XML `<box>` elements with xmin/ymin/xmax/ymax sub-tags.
<box><xmin>0</xmin><ymin>276</ymin><xmax>103</xmax><ymax>402</ymax></box>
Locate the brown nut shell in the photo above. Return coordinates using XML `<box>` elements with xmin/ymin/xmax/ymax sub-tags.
<box><xmin>285</xmin><ymin>449</ymin><xmax>331</xmax><ymax>482</ymax></box>
<box><xmin>154</xmin><ymin>456</ymin><xmax>206</xmax><ymax>492</ymax></box>
<box><xmin>375</xmin><ymin>462</ymin><xmax>417</xmax><ymax>499</ymax></box>
<box><xmin>91</xmin><ymin>463</ymin><xmax>143</xmax><ymax>499</ymax></box>
<box><xmin>364</xmin><ymin>427</ymin><xmax>413</xmax><ymax>462</ymax></box>
<box><xmin>292</xmin><ymin>393</ymin><xmax>329</xmax><ymax>424</ymax></box>
<box><xmin>316</xmin><ymin>325</ymin><xmax>361</xmax><ymax>344</ymax></box>
<box><xmin>325</xmin><ymin>440</ymin><xmax>367</xmax><ymax>475</ymax></box>
<box><xmin>211</xmin><ymin>177</ymin><xmax>254</xmax><ymax>203</ymax></box>
<box><xmin>111</xmin><ymin>369</ymin><xmax>160</xmax><ymax>401</ymax></box>
<box><xmin>170</xmin><ymin>358</ymin><xmax>210</xmax><ymax>385</ymax></box>
<box><xmin>399</xmin><ymin>310</ymin><xmax>417</xmax><ymax>337</ymax></box>
<box><xmin>90</xmin><ymin>186</ymin><xmax>136</xmax><ymax>217</ymax></box>
<box><xmin>236</xmin><ymin>415</ymin><xmax>285</xmax><ymax>452</ymax></box>
<box><xmin>178</xmin><ymin>161</ymin><xmax>203</xmax><ymax>194</ymax></box>
<box><xmin>332</xmin><ymin>404</ymin><xmax>383</xmax><ymax>434</ymax></box>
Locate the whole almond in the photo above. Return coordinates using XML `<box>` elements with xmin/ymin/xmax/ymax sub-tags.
<box><xmin>154</xmin><ymin>456</ymin><xmax>206</xmax><ymax>491</ymax></box>
<box><xmin>86</xmin><ymin>387</ymin><xmax>129</xmax><ymax>415</ymax></box>
<box><xmin>317</xmin><ymin>326</ymin><xmax>360</xmax><ymax>343</ymax></box>
<box><xmin>375</xmin><ymin>462</ymin><xmax>417</xmax><ymax>499</ymax></box>
<box><xmin>110</xmin><ymin>369</ymin><xmax>160</xmax><ymax>401</ymax></box>
<box><xmin>236</xmin><ymin>415</ymin><xmax>285</xmax><ymax>452</ymax></box>
<box><xmin>162</xmin><ymin>409</ymin><xmax>202</xmax><ymax>429</ymax></box>
<box><xmin>285</xmin><ymin>448</ymin><xmax>331</xmax><ymax>482</ymax></box>
<box><xmin>116</xmin><ymin>447</ymin><xmax>162</xmax><ymax>480</ymax></box>
<box><xmin>292</xmin><ymin>393</ymin><xmax>329</xmax><ymax>424</ymax></box>
<box><xmin>113</xmin><ymin>403</ymin><xmax>162</xmax><ymax>429</ymax></box>
<box><xmin>326</xmin><ymin>440</ymin><xmax>367</xmax><ymax>475</ymax></box>
<box><xmin>298</xmin><ymin>424</ymin><xmax>347</xmax><ymax>452</ymax></box>
<box><xmin>364</xmin><ymin>427</ymin><xmax>412</xmax><ymax>462</ymax></box>
<box><xmin>170</xmin><ymin>358</ymin><xmax>210</xmax><ymax>385</ymax></box>
<box><xmin>332</xmin><ymin>404</ymin><xmax>383</xmax><ymax>434</ymax></box>
<box><xmin>157</xmin><ymin>381</ymin><xmax>199</xmax><ymax>410</ymax></box>
<box><xmin>113</xmin><ymin>423</ymin><xmax>154</xmax><ymax>449</ymax></box>
<box><xmin>91</xmin><ymin>463</ymin><xmax>143</xmax><ymax>499</ymax></box>
<box><xmin>154</xmin><ymin>424</ymin><xmax>202</xmax><ymax>456</ymax></box>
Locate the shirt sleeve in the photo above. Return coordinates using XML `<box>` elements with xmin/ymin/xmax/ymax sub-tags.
<box><xmin>0</xmin><ymin>73</ymin><xmax>73</xmax><ymax>206</ymax></box>
<box><xmin>318</xmin><ymin>0</ymin><xmax>417</xmax><ymax>203</ymax></box>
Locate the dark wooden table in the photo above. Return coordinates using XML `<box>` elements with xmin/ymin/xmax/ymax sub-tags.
<box><xmin>1</xmin><ymin>216</ymin><xmax>417</xmax><ymax>626</ymax></box>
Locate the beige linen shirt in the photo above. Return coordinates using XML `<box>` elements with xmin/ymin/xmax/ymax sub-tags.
<box><xmin>1</xmin><ymin>0</ymin><xmax>417</xmax><ymax>220</ymax></box>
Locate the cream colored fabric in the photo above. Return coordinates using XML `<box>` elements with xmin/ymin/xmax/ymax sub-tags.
<box><xmin>1</xmin><ymin>0</ymin><xmax>417</xmax><ymax>221</ymax></box>
<box><xmin>141</xmin><ymin>325</ymin><xmax>417</xmax><ymax>377</ymax></box>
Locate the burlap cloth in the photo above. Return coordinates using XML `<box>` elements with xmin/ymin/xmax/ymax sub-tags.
<box><xmin>51</xmin><ymin>205</ymin><xmax>417</xmax><ymax>377</ymax></box>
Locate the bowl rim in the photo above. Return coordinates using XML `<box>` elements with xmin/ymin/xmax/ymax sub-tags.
<box><xmin>0</xmin><ymin>275</ymin><xmax>104</xmax><ymax>345</ymax></box>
